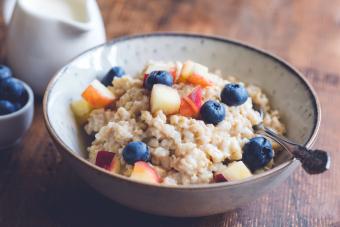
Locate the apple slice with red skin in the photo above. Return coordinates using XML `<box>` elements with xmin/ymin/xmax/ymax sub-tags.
<box><xmin>214</xmin><ymin>173</ymin><xmax>228</xmax><ymax>183</ymax></box>
<box><xmin>95</xmin><ymin>151</ymin><xmax>120</xmax><ymax>173</ymax></box>
<box><xmin>130</xmin><ymin>161</ymin><xmax>161</xmax><ymax>184</ymax></box>
<box><xmin>179</xmin><ymin>87</ymin><xmax>203</xmax><ymax>117</ymax></box>
<box><xmin>179</xmin><ymin>60</ymin><xmax>212</xmax><ymax>87</ymax></box>
<box><xmin>188</xmin><ymin>87</ymin><xmax>203</xmax><ymax>108</ymax></box>
<box><xmin>82</xmin><ymin>79</ymin><xmax>115</xmax><ymax>108</ymax></box>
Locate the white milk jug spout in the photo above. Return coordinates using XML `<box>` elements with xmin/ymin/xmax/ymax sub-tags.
<box><xmin>3</xmin><ymin>0</ymin><xmax>106</xmax><ymax>95</ymax></box>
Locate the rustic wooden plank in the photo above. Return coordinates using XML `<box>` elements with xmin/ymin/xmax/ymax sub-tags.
<box><xmin>0</xmin><ymin>0</ymin><xmax>339</xmax><ymax>226</ymax></box>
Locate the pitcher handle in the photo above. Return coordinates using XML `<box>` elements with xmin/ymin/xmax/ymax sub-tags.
<box><xmin>2</xmin><ymin>0</ymin><xmax>16</xmax><ymax>25</ymax></box>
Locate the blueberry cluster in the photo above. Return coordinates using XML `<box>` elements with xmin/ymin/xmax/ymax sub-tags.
<box><xmin>200</xmin><ymin>83</ymin><xmax>249</xmax><ymax>125</ymax></box>
<box><xmin>0</xmin><ymin>65</ymin><xmax>27</xmax><ymax>116</ymax></box>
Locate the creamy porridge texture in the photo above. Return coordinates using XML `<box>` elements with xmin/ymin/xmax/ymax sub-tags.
<box><xmin>71</xmin><ymin>60</ymin><xmax>285</xmax><ymax>185</ymax></box>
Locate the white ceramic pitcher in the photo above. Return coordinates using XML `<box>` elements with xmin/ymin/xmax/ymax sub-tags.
<box><xmin>3</xmin><ymin>0</ymin><xmax>106</xmax><ymax>95</ymax></box>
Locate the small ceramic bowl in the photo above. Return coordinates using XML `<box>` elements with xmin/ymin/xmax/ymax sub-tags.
<box><xmin>43</xmin><ymin>33</ymin><xmax>320</xmax><ymax>217</ymax></box>
<box><xmin>0</xmin><ymin>80</ymin><xmax>34</xmax><ymax>149</ymax></box>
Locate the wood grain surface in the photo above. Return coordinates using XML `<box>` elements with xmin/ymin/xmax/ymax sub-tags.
<box><xmin>0</xmin><ymin>0</ymin><xmax>339</xmax><ymax>226</ymax></box>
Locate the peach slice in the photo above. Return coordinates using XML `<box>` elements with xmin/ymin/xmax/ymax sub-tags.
<box><xmin>130</xmin><ymin>161</ymin><xmax>161</xmax><ymax>184</ymax></box>
<box><xmin>81</xmin><ymin>80</ymin><xmax>115</xmax><ymax>108</ymax></box>
<box><xmin>70</xmin><ymin>98</ymin><xmax>93</xmax><ymax>124</ymax></box>
<box><xmin>150</xmin><ymin>84</ymin><xmax>181</xmax><ymax>115</ymax></box>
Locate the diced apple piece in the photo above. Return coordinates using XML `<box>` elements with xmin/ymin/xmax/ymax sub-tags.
<box><xmin>81</xmin><ymin>80</ymin><xmax>115</xmax><ymax>108</ymax></box>
<box><xmin>179</xmin><ymin>87</ymin><xmax>203</xmax><ymax>117</ymax></box>
<box><xmin>179</xmin><ymin>60</ymin><xmax>194</xmax><ymax>82</ymax></box>
<box><xmin>130</xmin><ymin>161</ymin><xmax>161</xmax><ymax>184</ymax></box>
<box><xmin>179</xmin><ymin>60</ymin><xmax>211</xmax><ymax>87</ymax></box>
<box><xmin>220</xmin><ymin>161</ymin><xmax>252</xmax><ymax>181</ymax></box>
<box><xmin>95</xmin><ymin>151</ymin><xmax>121</xmax><ymax>174</ymax></box>
<box><xmin>108</xmin><ymin>155</ymin><xmax>121</xmax><ymax>173</ymax></box>
<box><xmin>179</xmin><ymin>97</ymin><xmax>199</xmax><ymax>117</ymax></box>
<box><xmin>150</xmin><ymin>84</ymin><xmax>180</xmax><ymax>115</ymax></box>
<box><xmin>188</xmin><ymin>87</ymin><xmax>203</xmax><ymax>108</ymax></box>
<box><xmin>70</xmin><ymin>98</ymin><xmax>93</xmax><ymax>124</ymax></box>
<box><xmin>214</xmin><ymin>173</ymin><xmax>227</xmax><ymax>183</ymax></box>
<box><xmin>95</xmin><ymin>151</ymin><xmax>115</xmax><ymax>169</ymax></box>
<box><xmin>187</xmin><ymin>73</ymin><xmax>213</xmax><ymax>87</ymax></box>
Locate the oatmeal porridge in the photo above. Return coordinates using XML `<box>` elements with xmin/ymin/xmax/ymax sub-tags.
<box><xmin>71</xmin><ymin>60</ymin><xmax>285</xmax><ymax>185</ymax></box>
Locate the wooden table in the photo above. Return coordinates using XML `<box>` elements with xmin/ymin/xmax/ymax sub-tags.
<box><xmin>0</xmin><ymin>0</ymin><xmax>339</xmax><ymax>226</ymax></box>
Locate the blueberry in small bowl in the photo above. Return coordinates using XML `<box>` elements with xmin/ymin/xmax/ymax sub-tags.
<box><xmin>0</xmin><ymin>65</ymin><xmax>34</xmax><ymax>149</ymax></box>
<box><xmin>0</xmin><ymin>65</ymin><xmax>12</xmax><ymax>85</ymax></box>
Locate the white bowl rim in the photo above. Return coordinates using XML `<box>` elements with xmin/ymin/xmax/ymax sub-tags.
<box><xmin>43</xmin><ymin>32</ymin><xmax>321</xmax><ymax>190</ymax></box>
<box><xmin>0</xmin><ymin>79</ymin><xmax>34</xmax><ymax>120</ymax></box>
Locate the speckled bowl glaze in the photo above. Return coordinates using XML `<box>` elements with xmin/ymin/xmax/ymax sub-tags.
<box><xmin>43</xmin><ymin>33</ymin><xmax>320</xmax><ymax>217</ymax></box>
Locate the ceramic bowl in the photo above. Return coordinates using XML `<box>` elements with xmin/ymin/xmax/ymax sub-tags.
<box><xmin>43</xmin><ymin>33</ymin><xmax>320</xmax><ymax>217</ymax></box>
<box><xmin>0</xmin><ymin>80</ymin><xmax>34</xmax><ymax>149</ymax></box>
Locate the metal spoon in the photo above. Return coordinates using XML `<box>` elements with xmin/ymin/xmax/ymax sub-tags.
<box><xmin>252</xmin><ymin>106</ymin><xmax>330</xmax><ymax>174</ymax></box>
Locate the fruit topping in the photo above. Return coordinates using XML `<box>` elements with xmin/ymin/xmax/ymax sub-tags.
<box><xmin>150</xmin><ymin>84</ymin><xmax>180</xmax><ymax>115</ymax></box>
<box><xmin>179</xmin><ymin>60</ymin><xmax>212</xmax><ymax>87</ymax></box>
<box><xmin>144</xmin><ymin>70</ymin><xmax>173</xmax><ymax>90</ymax></box>
<box><xmin>242</xmin><ymin>136</ymin><xmax>274</xmax><ymax>172</ymax></box>
<box><xmin>122</xmin><ymin>141</ymin><xmax>150</xmax><ymax>165</ymax></box>
<box><xmin>179</xmin><ymin>87</ymin><xmax>203</xmax><ymax>117</ymax></box>
<box><xmin>200</xmin><ymin>100</ymin><xmax>226</xmax><ymax>125</ymax></box>
<box><xmin>81</xmin><ymin>79</ymin><xmax>115</xmax><ymax>108</ymax></box>
<box><xmin>217</xmin><ymin>161</ymin><xmax>252</xmax><ymax>181</ymax></box>
<box><xmin>70</xmin><ymin>98</ymin><xmax>93</xmax><ymax>124</ymax></box>
<box><xmin>221</xmin><ymin>83</ymin><xmax>248</xmax><ymax>106</ymax></box>
<box><xmin>95</xmin><ymin>151</ymin><xmax>120</xmax><ymax>173</ymax></box>
<box><xmin>130</xmin><ymin>161</ymin><xmax>161</xmax><ymax>184</ymax></box>
<box><xmin>144</xmin><ymin>63</ymin><xmax>177</xmax><ymax>81</ymax></box>
<box><xmin>101</xmin><ymin>66</ymin><xmax>126</xmax><ymax>86</ymax></box>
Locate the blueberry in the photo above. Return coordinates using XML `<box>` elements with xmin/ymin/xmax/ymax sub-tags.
<box><xmin>122</xmin><ymin>141</ymin><xmax>150</xmax><ymax>165</ymax></box>
<box><xmin>221</xmin><ymin>83</ymin><xmax>248</xmax><ymax>106</ymax></box>
<box><xmin>13</xmin><ymin>102</ymin><xmax>22</xmax><ymax>111</ymax></box>
<box><xmin>242</xmin><ymin>136</ymin><xmax>274</xmax><ymax>172</ymax></box>
<box><xmin>144</xmin><ymin>70</ymin><xmax>173</xmax><ymax>90</ymax></box>
<box><xmin>0</xmin><ymin>100</ymin><xmax>17</xmax><ymax>115</ymax></box>
<box><xmin>0</xmin><ymin>78</ymin><xmax>26</xmax><ymax>102</ymax></box>
<box><xmin>0</xmin><ymin>65</ymin><xmax>12</xmax><ymax>84</ymax></box>
<box><xmin>200</xmin><ymin>100</ymin><xmax>226</xmax><ymax>125</ymax></box>
<box><xmin>101</xmin><ymin>66</ymin><xmax>126</xmax><ymax>86</ymax></box>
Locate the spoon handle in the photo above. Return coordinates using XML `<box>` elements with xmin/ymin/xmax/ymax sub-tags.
<box><xmin>255</xmin><ymin>126</ymin><xmax>331</xmax><ymax>174</ymax></box>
